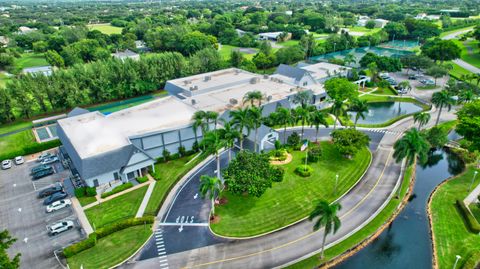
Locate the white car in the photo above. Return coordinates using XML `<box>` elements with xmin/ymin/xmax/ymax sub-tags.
<box><xmin>48</xmin><ymin>220</ymin><xmax>74</xmax><ymax>236</ymax></box>
<box><xmin>46</xmin><ymin>199</ymin><xmax>72</xmax><ymax>213</ymax></box>
<box><xmin>41</xmin><ymin>156</ymin><xmax>59</xmax><ymax>165</ymax></box>
<box><xmin>1</xmin><ymin>160</ymin><xmax>12</xmax><ymax>170</ymax></box>
<box><xmin>37</xmin><ymin>152</ymin><xmax>53</xmax><ymax>162</ymax></box>
<box><xmin>14</xmin><ymin>156</ymin><xmax>24</xmax><ymax>165</ymax></box>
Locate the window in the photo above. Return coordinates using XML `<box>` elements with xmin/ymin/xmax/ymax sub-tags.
<box><xmin>113</xmin><ymin>172</ymin><xmax>119</xmax><ymax>180</ymax></box>
<box><xmin>93</xmin><ymin>179</ymin><xmax>99</xmax><ymax>187</ymax></box>
<box><xmin>303</xmin><ymin>81</ymin><xmax>308</xmax><ymax>86</ymax></box>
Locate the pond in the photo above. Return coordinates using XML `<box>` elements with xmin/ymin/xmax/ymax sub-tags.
<box><xmin>334</xmin><ymin>149</ymin><xmax>465</xmax><ymax>269</ymax></box>
<box><xmin>348</xmin><ymin>101</ymin><xmax>423</xmax><ymax>125</ymax></box>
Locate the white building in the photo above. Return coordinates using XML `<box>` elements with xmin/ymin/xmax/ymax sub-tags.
<box><xmin>112</xmin><ymin>49</ymin><xmax>140</xmax><ymax>61</ymax></box>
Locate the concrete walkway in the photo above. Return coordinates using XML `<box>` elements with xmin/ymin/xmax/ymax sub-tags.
<box><xmin>71</xmin><ymin>197</ymin><xmax>94</xmax><ymax>235</ymax></box>
<box><xmin>135</xmin><ymin>175</ymin><xmax>156</xmax><ymax>217</ymax></box>
<box><xmin>452</xmin><ymin>59</ymin><xmax>480</xmax><ymax>74</ymax></box>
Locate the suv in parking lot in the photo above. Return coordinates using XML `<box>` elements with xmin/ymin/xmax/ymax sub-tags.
<box><xmin>38</xmin><ymin>184</ymin><xmax>63</xmax><ymax>198</ymax></box>
<box><xmin>43</xmin><ymin>191</ymin><xmax>68</xmax><ymax>205</ymax></box>
<box><xmin>37</xmin><ymin>152</ymin><xmax>54</xmax><ymax>162</ymax></box>
<box><xmin>31</xmin><ymin>164</ymin><xmax>51</xmax><ymax>174</ymax></box>
<box><xmin>32</xmin><ymin>167</ymin><xmax>54</xmax><ymax>180</ymax></box>
<box><xmin>41</xmin><ymin>156</ymin><xmax>59</xmax><ymax>165</ymax></box>
<box><xmin>48</xmin><ymin>221</ymin><xmax>74</xmax><ymax>236</ymax></box>
<box><xmin>1</xmin><ymin>160</ymin><xmax>12</xmax><ymax>170</ymax></box>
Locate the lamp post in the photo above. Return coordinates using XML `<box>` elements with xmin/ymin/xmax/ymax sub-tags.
<box><xmin>453</xmin><ymin>255</ymin><xmax>461</xmax><ymax>269</ymax></box>
<box><xmin>334</xmin><ymin>174</ymin><xmax>339</xmax><ymax>195</ymax></box>
<box><xmin>468</xmin><ymin>171</ymin><xmax>478</xmax><ymax>192</ymax></box>
<box><xmin>333</xmin><ymin>42</ymin><xmax>336</xmax><ymax>52</ymax></box>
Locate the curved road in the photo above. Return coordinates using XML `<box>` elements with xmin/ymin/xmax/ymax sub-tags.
<box><xmin>124</xmin><ymin>108</ymin><xmax>457</xmax><ymax>269</ymax></box>
<box><xmin>441</xmin><ymin>26</ymin><xmax>480</xmax><ymax>74</ymax></box>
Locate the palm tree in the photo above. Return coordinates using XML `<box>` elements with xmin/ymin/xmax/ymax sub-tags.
<box><xmin>230</xmin><ymin>108</ymin><xmax>252</xmax><ymax>150</ymax></box>
<box><xmin>243</xmin><ymin>91</ymin><xmax>264</xmax><ymax>107</ymax></box>
<box><xmin>276</xmin><ymin>107</ymin><xmax>294</xmax><ymax>145</ymax></box>
<box><xmin>348</xmin><ymin>99</ymin><xmax>369</xmax><ymax>129</ymax></box>
<box><xmin>413</xmin><ymin>112</ymin><xmax>431</xmax><ymax>130</ymax></box>
<box><xmin>294</xmin><ymin>106</ymin><xmax>310</xmax><ymax>137</ymax></box>
<box><xmin>309</xmin><ymin>110</ymin><xmax>329</xmax><ymax>142</ymax></box>
<box><xmin>206</xmin><ymin>111</ymin><xmax>219</xmax><ymax>131</ymax></box>
<box><xmin>309</xmin><ymin>200</ymin><xmax>342</xmax><ymax>259</ymax></box>
<box><xmin>199</xmin><ymin>175</ymin><xmax>222</xmax><ymax>216</ymax></box>
<box><xmin>192</xmin><ymin>111</ymin><xmax>206</xmax><ymax>144</ymax></box>
<box><xmin>292</xmin><ymin>90</ymin><xmax>312</xmax><ymax>108</ymax></box>
<box><xmin>344</xmin><ymin>53</ymin><xmax>356</xmax><ymax>67</ymax></box>
<box><xmin>331</xmin><ymin>99</ymin><xmax>347</xmax><ymax>130</ymax></box>
<box><xmin>200</xmin><ymin>131</ymin><xmax>227</xmax><ymax>180</ymax></box>
<box><xmin>431</xmin><ymin>90</ymin><xmax>455</xmax><ymax>126</ymax></box>
<box><xmin>218</xmin><ymin>121</ymin><xmax>240</xmax><ymax>162</ymax></box>
<box><xmin>248</xmin><ymin>106</ymin><xmax>263</xmax><ymax>152</ymax></box>
<box><xmin>459</xmin><ymin>90</ymin><xmax>475</xmax><ymax>103</ymax></box>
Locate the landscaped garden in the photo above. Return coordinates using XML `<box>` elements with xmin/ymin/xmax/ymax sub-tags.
<box><xmin>85</xmin><ymin>186</ymin><xmax>148</xmax><ymax>229</ymax></box>
<box><xmin>431</xmin><ymin>166</ymin><xmax>480</xmax><ymax>269</ymax></box>
<box><xmin>211</xmin><ymin>141</ymin><xmax>371</xmax><ymax>237</ymax></box>
<box><xmin>87</xmin><ymin>23</ymin><xmax>123</xmax><ymax>35</ymax></box>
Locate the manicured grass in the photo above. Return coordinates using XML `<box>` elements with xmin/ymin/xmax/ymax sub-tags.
<box><xmin>87</xmin><ymin>23</ymin><xmax>123</xmax><ymax>35</ymax></box>
<box><xmin>0</xmin><ymin>130</ymin><xmax>37</xmax><ymax>158</ymax></box>
<box><xmin>78</xmin><ymin>196</ymin><xmax>97</xmax><ymax>207</ymax></box>
<box><xmin>0</xmin><ymin>121</ymin><xmax>32</xmax><ymax>136</ymax></box>
<box><xmin>144</xmin><ymin>153</ymin><xmax>206</xmax><ymax>215</ymax></box>
<box><xmin>218</xmin><ymin>45</ymin><xmax>257</xmax><ymax>61</ymax></box>
<box><xmin>447</xmin><ymin>61</ymin><xmax>473</xmax><ymax>78</ymax></box>
<box><xmin>85</xmin><ymin>186</ymin><xmax>148</xmax><ymax>229</ymax></box>
<box><xmin>359</xmin><ymin>94</ymin><xmax>419</xmax><ymax>103</ymax></box>
<box><xmin>287</xmin><ymin>164</ymin><xmax>414</xmax><ymax>269</ymax></box>
<box><xmin>417</xmin><ymin>85</ymin><xmax>441</xmax><ymax>90</ymax></box>
<box><xmin>211</xmin><ymin>142</ymin><xmax>371</xmax><ymax>237</ymax></box>
<box><xmin>431</xmin><ymin>166</ymin><xmax>480</xmax><ymax>269</ymax></box>
<box><xmin>279</xmin><ymin>39</ymin><xmax>300</xmax><ymax>47</ymax></box>
<box><xmin>461</xmin><ymin>39</ymin><xmax>480</xmax><ymax>69</ymax></box>
<box><xmin>15</xmin><ymin>53</ymin><xmax>48</xmax><ymax>70</ymax></box>
<box><xmin>371</xmin><ymin>87</ymin><xmax>397</xmax><ymax>95</ymax></box>
<box><xmin>67</xmin><ymin>225</ymin><xmax>152</xmax><ymax>269</ymax></box>
<box><xmin>439</xmin><ymin>26</ymin><xmax>475</xmax><ymax>38</ymax></box>
<box><xmin>346</xmin><ymin>26</ymin><xmax>381</xmax><ymax>34</ymax></box>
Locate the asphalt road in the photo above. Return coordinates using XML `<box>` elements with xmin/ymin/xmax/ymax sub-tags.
<box><xmin>0</xmin><ymin>159</ymin><xmax>83</xmax><ymax>269</ymax></box>
<box><xmin>441</xmin><ymin>27</ymin><xmax>480</xmax><ymax>74</ymax></box>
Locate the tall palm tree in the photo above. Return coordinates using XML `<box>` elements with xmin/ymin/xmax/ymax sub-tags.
<box><xmin>206</xmin><ymin>111</ymin><xmax>219</xmax><ymax>131</ymax></box>
<box><xmin>348</xmin><ymin>99</ymin><xmax>369</xmax><ymax>129</ymax></box>
<box><xmin>309</xmin><ymin>200</ymin><xmax>342</xmax><ymax>259</ymax></box>
<box><xmin>309</xmin><ymin>110</ymin><xmax>329</xmax><ymax>142</ymax></box>
<box><xmin>431</xmin><ymin>90</ymin><xmax>455</xmax><ymax>126</ymax></box>
<box><xmin>276</xmin><ymin>107</ymin><xmax>294</xmax><ymax>145</ymax></box>
<box><xmin>292</xmin><ymin>90</ymin><xmax>312</xmax><ymax>108</ymax></box>
<box><xmin>459</xmin><ymin>90</ymin><xmax>475</xmax><ymax>103</ymax></box>
<box><xmin>200</xmin><ymin>131</ymin><xmax>227</xmax><ymax>180</ymax></box>
<box><xmin>218</xmin><ymin>121</ymin><xmax>240</xmax><ymax>162</ymax></box>
<box><xmin>294</xmin><ymin>106</ymin><xmax>310</xmax><ymax>137</ymax></box>
<box><xmin>331</xmin><ymin>99</ymin><xmax>347</xmax><ymax>130</ymax></box>
<box><xmin>413</xmin><ymin>112</ymin><xmax>431</xmax><ymax>130</ymax></box>
<box><xmin>248</xmin><ymin>106</ymin><xmax>263</xmax><ymax>152</ymax></box>
<box><xmin>343</xmin><ymin>53</ymin><xmax>356</xmax><ymax>67</ymax></box>
<box><xmin>230</xmin><ymin>108</ymin><xmax>252</xmax><ymax>150</ymax></box>
<box><xmin>199</xmin><ymin>175</ymin><xmax>222</xmax><ymax>216</ymax></box>
<box><xmin>192</xmin><ymin>110</ymin><xmax>206</xmax><ymax>144</ymax></box>
<box><xmin>243</xmin><ymin>91</ymin><xmax>264</xmax><ymax>107</ymax></box>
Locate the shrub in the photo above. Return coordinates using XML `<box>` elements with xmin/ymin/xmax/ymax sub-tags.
<box><xmin>456</xmin><ymin>200</ymin><xmax>480</xmax><ymax>233</ymax></box>
<box><xmin>137</xmin><ymin>176</ymin><xmax>148</xmax><ymax>184</ymax></box>
<box><xmin>192</xmin><ymin>141</ymin><xmax>199</xmax><ymax>152</ymax></box>
<box><xmin>295</xmin><ymin>165</ymin><xmax>314</xmax><ymax>177</ymax></box>
<box><xmin>85</xmin><ymin>186</ymin><xmax>97</xmax><ymax>197</ymax></box>
<box><xmin>63</xmin><ymin>233</ymin><xmax>96</xmax><ymax>258</ymax></box>
<box><xmin>269</xmin><ymin>149</ymin><xmax>287</xmax><ymax>161</ymax></box>
<box><xmin>170</xmin><ymin>153</ymin><xmax>180</xmax><ymax>160</ymax></box>
<box><xmin>101</xmin><ymin>182</ymin><xmax>133</xmax><ymax>198</ymax></box>
<box><xmin>74</xmin><ymin>187</ymin><xmax>86</xmax><ymax>198</ymax></box>
<box><xmin>287</xmin><ymin>132</ymin><xmax>301</xmax><ymax>148</ymax></box>
<box><xmin>271</xmin><ymin>167</ymin><xmax>285</xmax><ymax>182</ymax></box>
<box><xmin>307</xmin><ymin>146</ymin><xmax>322</xmax><ymax>163</ymax></box>
<box><xmin>178</xmin><ymin>145</ymin><xmax>186</xmax><ymax>157</ymax></box>
<box><xmin>162</xmin><ymin>149</ymin><xmax>170</xmax><ymax>162</ymax></box>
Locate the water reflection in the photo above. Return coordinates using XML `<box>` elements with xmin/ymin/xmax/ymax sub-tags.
<box><xmin>348</xmin><ymin>102</ymin><xmax>423</xmax><ymax>125</ymax></box>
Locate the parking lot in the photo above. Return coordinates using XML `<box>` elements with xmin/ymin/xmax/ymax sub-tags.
<box><xmin>387</xmin><ymin>69</ymin><xmax>449</xmax><ymax>90</ymax></box>
<box><xmin>0</xmin><ymin>154</ymin><xmax>84</xmax><ymax>269</ymax></box>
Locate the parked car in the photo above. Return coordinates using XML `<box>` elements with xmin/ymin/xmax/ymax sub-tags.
<box><xmin>38</xmin><ymin>184</ymin><xmax>63</xmax><ymax>198</ymax></box>
<box><xmin>41</xmin><ymin>156</ymin><xmax>58</xmax><ymax>165</ymax></box>
<box><xmin>48</xmin><ymin>220</ymin><xmax>74</xmax><ymax>236</ymax></box>
<box><xmin>37</xmin><ymin>152</ymin><xmax>54</xmax><ymax>162</ymax></box>
<box><xmin>43</xmin><ymin>191</ymin><xmax>68</xmax><ymax>205</ymax></box>
<box><xmin>14</xmin><ymin>156</ymin><xmax>24</xmax><ymax>165</ymax></box>
<box><xmin>424</xmin><ymin>79</ymin><xmax>435</xmax><ymax>86</ymax></box>
<box><xmin>46</xmin><ymin>199</ymin><xmax>71</xmax><ymax>213</ymax></box>
<box><xmin>408</xmin><ymin>74</ymin><xmax>417</xmax><ymax>80</ymax></box>
<box><xmin>1</xmin><ymin>160</ymin><xmax>12</xmax><ymax>170</ymax></box>
<box><xmin>31</xmin><ymin>164</ymin><xmax>51</xmax><ymax>174</ymax></box>
<box><xmin>32</xmin><ymin>167</ymin><xmax>54</xmax><ymax>180</ymax></box>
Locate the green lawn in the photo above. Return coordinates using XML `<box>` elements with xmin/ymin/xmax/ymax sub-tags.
<box><xmin>15</xmin><ymin>53</ymin><xmax>48</xmax><ymax>70</ymax></box>
<box><xmin>211</xmin><ymin>142</ymin><xmax>371</xmax><ymax>237</ymax></box>
<box><xmin>87</xmin><ymin>24</ymin><xmax>123</xmax><ymax>35</ymax></box>
<box><xmin>439</xmin><ymin>26</ymin><xmax>475</xmax><ymax>38</ymax></box>
<box><xmin>78</xmin><ymin>196</ymin><xmax>97</xmax><ymax>207</ymax></box>
<box><xmin>346</xmin><ymin>26</ymin><xmax>382</xmax><ymax>35</ymax></box>
<box><xmin>67</xmin><ymin>225</ymin><xmax>152</xmax><ymax>269</ymax></box>
<box><xmin>287</xmin><ymin>164</ymin><xmax>414</xmax><ymax>268</ymax></box>
<box><xmin>0</xmin><ymin>130</ymin><xmax>37</xmax><ymax>159</ymax></box>
<box><xmin>218</xmin><ymin>45</ymin><xmax>257</xmax><ymax>61</ymax></box>
<box><xmin>85</xmin><ymin>186</ymin><xmax>148</xmax><ymax>229</ymax></box>
<box><xmin>0</xmin><ymin>121</ymin><xmax>32</xmax><ymax>136</ymax></box>
<box><xmin>279</xmin><ymin>39</ymin><xmax>300</xmax><ymax>47</ymax></box>
<box><xmin>447</xmin><ymin>61</ymin><xmax>473</xmax><ymax>78</ymax></box>
<box><xmin>417</xmin><ymin>85</ymin><xmax>441</xmax><ymax>90</ymax></box>
<box><xmin>144</xmin><ymin>153</ymin><xmax>206</xmax><ymax>215</ymax></box>
<box><xmin>461</xmin><ymin>39</ymin><xmax>480</xmax><ymax>69</ymax></box>
<box><xmin>371</xmin><ymin>87</ymin><xmax>397</xmax><ymax>95</ymax></box>
<box><xmin>431</xmin><ymin>166</ymin><xmax>480</xmax><ymax>269</ymax></box>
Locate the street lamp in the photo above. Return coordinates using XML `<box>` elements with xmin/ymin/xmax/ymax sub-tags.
<box><xmin>453</xmin><ymin>255</ymin><xmax>461</xmax><ymax>269</ymax></box>
<box><xmin>334</xmin><ymin>174</ymin><xmax>339</xmax><ymax>195</ymax></box>
<box><xmin>333</xmin><ymin>42</ymin><xmax>336</xmax><ymax>52</ymax></box>
<box><xmin>469</xmin><ymin>171</ymin><xmax>478</xmax><ymax>192</ymax></box>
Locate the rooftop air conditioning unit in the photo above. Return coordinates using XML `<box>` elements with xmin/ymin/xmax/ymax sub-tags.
<box><xmin>263</xmin><ymin>75</ymin><xmax>269</xmax><ymax>79</ymax></box>
<box><xmin>234</xmin><ymin>69</ymin><xmax>240</xmax><ymax>75</ymax></box>
<box><xmin>204</xmin><ymin>76</ymin><xmax>211</xmax><ymax>81</ymax></box>
<box><xmin>230</xmin><ymin>98</ymin><xmax>238</xmax><ymax>105</ymax></box>
<box><xmin>193</xmin><ymin>85</ymin><xmax>198</xmax><ymax>90</ymax></box>
<box><xmin>191</xmin><ymin>99</ymin><xmax>197</xmax><ymax>105</ymax></box>
<box><xmin>267</xmin><ymin>95</ymin><xmax>272</xmax><ymax>101</ymax></box>
<box><xmin>250</xmin><ymin>77</ymin><xmax>259</xmax><ymax>84</ymax></box>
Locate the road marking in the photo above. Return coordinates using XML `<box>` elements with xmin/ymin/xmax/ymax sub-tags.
<box><xmin>182</xmin><ymin>149</ymin><xmax>394</xmax><ymax>268</ymax></box>
<box><xmin>158</xmin><ymin>222</ymin><xmax>208</xmax><ymax>227</ymax></box>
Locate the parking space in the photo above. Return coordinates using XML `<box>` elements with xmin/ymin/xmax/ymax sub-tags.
<box><xmin>0</xmin><ymin>157</ymin><xmax>84</xmax><ymax>269</ymax></box>
<box><xmin>387</xmin><ymin>69</ymin><xmax>448</xmax><ymax>90</ymax></box>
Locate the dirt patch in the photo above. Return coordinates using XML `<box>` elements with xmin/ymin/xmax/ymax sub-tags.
<box><xmin>218</xmin><ymin>197</ymin><xmax>228</xmax><ymax>205</ymax></box>
<box><xmin>270</xmin><ymin>153</ymin><xmax>293</xmax><ymax>165</ymax></box>
<box><xmin>210</xmin><ymin>215</ymin><xmax>221</xmax><ymax>224</ymax></box>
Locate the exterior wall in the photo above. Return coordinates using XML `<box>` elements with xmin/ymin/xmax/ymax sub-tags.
<box><xmin>298</xmin><ymin>76</ymin><xmax>317</xmax><ymax>87</ymax></box>
<box><xmin>85</xmin><ymin>169</ymin><xmax>122</xmax><ymax>187</ymax></box>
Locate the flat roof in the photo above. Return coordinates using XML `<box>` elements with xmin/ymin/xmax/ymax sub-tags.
<box><xmin>58</xmin><ymin>96</ymin><xmax>196</xmax><ymax>159</ymax></box>
<box><xmin>300</xmin><ymin>62</ymin><xmax>350</xmax><ymax>81</ymax></box>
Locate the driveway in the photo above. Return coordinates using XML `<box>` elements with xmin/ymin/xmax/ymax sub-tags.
<box><xmin>0</xmin><ymin>159</ymin><xmax>83</xmax><ymax>269</ymax></box>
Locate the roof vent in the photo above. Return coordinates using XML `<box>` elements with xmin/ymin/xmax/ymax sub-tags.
<box><xmin>250</xmin><ymin>77</ymin><xmax>260</xmax><ymax>84</ymax></box>
<box><xmin>191</xmin><ymin>99</ymin><xmax>196</xmax><ymax>105</ymax></box>
<box><xmin>234</xmin><ymin>69</ymin><xmax>240</xmax><ymax>75</ymax></box>
<box><xmin>263</xmin><ymin>75</ymin><xmax>269</xmax><ymax>79</ymax></box>
<box><xmin>229</xmin><ymin>98</ymin><xmax>238</xmax><ymax>105</ymax></box>
<box><xmin>267</xmin><ymin>95</ymin><xmax>272</xmax><ymax>101</ymax></box>
<box><xmin>204</xmin><ymin>76</ymin><xmax>211</xmax><ymax>81</ymax></box>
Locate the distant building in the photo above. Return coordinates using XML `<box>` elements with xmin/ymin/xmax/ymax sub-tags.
<box><xmin>17</xmin><ymin>26</ymin><xmax>37</xmax><ymax>34</ymax></box>
<box><xmin>373</xmin><ymin>19</ymin><xmax>389</xmax><ymax>28</ymax></box>
<box><xmin>22</xmin><ymin>66</ymin><xmax>52</xmax><ymax>76</ymax></box>
<box><xmin>285</xmin><ymin>10</ymin><xmax>293</xmax><ymax>16</ymax></box>
<box><xmin>415</xmin><ymin>13</ymin><xmax>441</xmax><ymax>20</ymax></box>
<box><xmin>258</xmin><ymin>32</ymin><xmax>292</xmax><ymax>42</ymax></box>
<box><xmin>112</xmin><ymin>49</ymin><xmax>140</xmax><ymax>61</ymax></box>
<box><xmin>0</xmin><ymin>36</ymin><xmax>9</xmax><ymax>47</ymax></box>
<box><xmin>357</xmin><ymin>17</ymin><xmax>389</xmax><ymax>28</ymax></box>
<box><xmin>235</xmin><ymin>29</ymin><xmax>247</xmax><ymax>37</ymax></box>
<box><xmin>134</xmin><ymin>40</ymin><xmax>149</xmax><ymax>52</ymax></box>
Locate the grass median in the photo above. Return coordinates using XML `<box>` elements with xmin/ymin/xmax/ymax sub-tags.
<box><xmin>211</xmin><ymin>142</ymin><xmax>371</xmax><ymax>237</ymax></box>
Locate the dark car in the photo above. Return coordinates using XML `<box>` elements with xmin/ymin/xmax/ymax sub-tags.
<box><xmin>32</xmin><ymin>167</ymin><xmax>54</xmax><ymax>180</ymax></box>
<box><xmin>43</xmin><ymin>191</ymin><xmax>68</xmax><ymax>205</ymax></box>
<box><xmin>31</xmin><ymin>164</ymin><xmax>51</xmax><ymax>174</ymax></box>
<box><xmin>38</xmin><ymin>184</ymin><xmax>63</xmax><ymax>198</ymax></box>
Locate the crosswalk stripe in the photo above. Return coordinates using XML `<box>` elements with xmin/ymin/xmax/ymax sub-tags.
<box><xmin>158</xmin><ymin>251</ymin><xmax>166</xmax><ymax>255</ymax></box>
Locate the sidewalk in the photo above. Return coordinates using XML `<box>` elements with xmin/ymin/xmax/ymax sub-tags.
<box><xmin>135</xmin><ymin>174</ymin><xmax>156</xmax><ymax>217</ymax></box>
<box><xmin>71</xmin><ymin>197</ymin><xmax>94</xmax><ymax>235</ymax></box>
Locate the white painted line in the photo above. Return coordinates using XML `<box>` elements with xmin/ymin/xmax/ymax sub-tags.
<box><xmin>160</xmin><ymin>263</ymin><xmax>168</xmax><ymax>267</ymax></box>
<box><xmin>158</xmin><ymin>251</ymin><xmax>166</xmax><ymax>255</ymax></box>
<box><xmin>158</xmin><ymin>222</ymin><xmax>208</xmax><ymax>227</ymax></box>
<box><xmin>158</xmin><ymin>248</ymin><xmax>165</xmax><ymax>251</ymax></box>
<box><xmin>159</xmin><ymin>259</ymin><xmax>168</xmax><ymax>263</ymax></box>
<box><xmin>157</xmin><ymin>244</ymin><xmax>164</xmax><ymax>248</ymax></box>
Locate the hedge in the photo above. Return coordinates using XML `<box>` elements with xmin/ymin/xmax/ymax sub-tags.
<box><xmin>137</xmin><ymin>176</ymin><xmax>149</xmax><ymax>184</ymax></box>
<box><xmin>456</xmin><ymin>199</ymin><xmax>480</xmax><ymax>233</ymax></box>
<box><xmin>0</xmin><ymin>139</ymin><xmax>61</xmax><ymax>161</ymax></box>
<box><xmin>74</xmin><ymin>186</ymin><xmax>97</xmax><ymax>198</ymax></box>
<box><xmin>100</xmin><ymin>182</ymin><xmax>133</xmax><ymax>198</ymax></box>
<box><xmin>63</xmin><ymin>216</ymin><xmax>154</xmax><ymax>258</ymax></box>
<box><xmin>295</xmin><ymin>165</ymin><xmax>314</xmax><ymax>177</ymax></box>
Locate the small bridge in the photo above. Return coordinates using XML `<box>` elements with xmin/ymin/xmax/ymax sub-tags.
<box><xmin>445</xmin><ymin>140</ymin><xmax>462</xmax><ymax>149</ymax></box>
